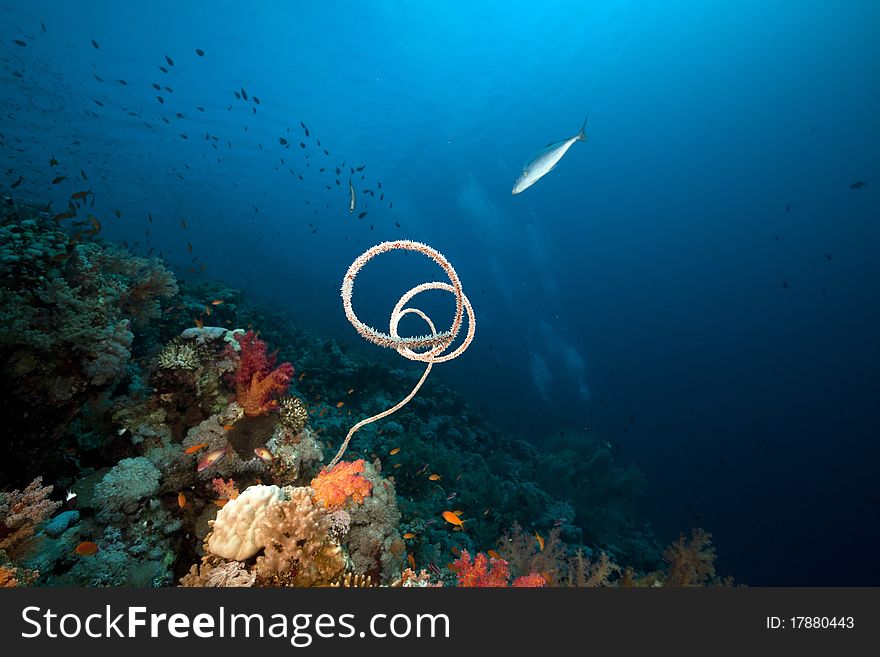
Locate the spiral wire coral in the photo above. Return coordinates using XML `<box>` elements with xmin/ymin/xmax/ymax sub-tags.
<box><xmin>329</xmin><ymin>240</ymin><xmax>475</xmax><ymax>468</ymax></box>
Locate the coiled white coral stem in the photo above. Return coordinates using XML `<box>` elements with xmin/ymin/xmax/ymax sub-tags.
<box><xmin>328</xmin><ymin>240</ymin><xmax>475</xmax><ymax>469</ymax></box>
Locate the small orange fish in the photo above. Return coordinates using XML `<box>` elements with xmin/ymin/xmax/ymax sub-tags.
<box><xmin>336</xmin><ymin>401</ymin><xmax>344</xmax><ymax>408</ymax></box>
<box><xmin>347</xmin><ymin>388</ymin><xmax>354</xmax><ymax>395</ymax></box>
<box><xmin>177</xmin><ymin>491</ymin><xmax>187</xmax><ymax>508</ymax></box>
<box><xmin>535</xmin><ymin>531</ymin><xmax>545</xmax><ymax>552</ymax></box>
<box><xmin>451</xmin><ymin>546</ymin><xmax>460</xmax><ymax>556</ymax></box>
<box><xmin>86</xmin><ymin>215</ymin><xmax>101</xmax><ymax>235</ymax></box>
<box><xmin>197</xmin><ymin>447</ymin><xmax>227</xmax><ymax>472</ymax></box>
<box><xmin>70</xmin><ymin>190</ymin><xmax>91</xmax><ymax>200</ymax></box>
<box><xmin>389</xmin><ymin>448</ymin><xmax>401</xmax><ymax>455</ymax></box>
<box><xmin>214</xmin><ymin>499</ymin><xmax>228</xmax><ymax>508</ymax></box>
<box><xmin>298</xmin><ymin>372</ymin><xmax>306</xmax><ymax>381</ymax></box>
<box><xmin>253</xmin><ymin>447</ymin><xmax>274</xmax><ymax>462</ymax></box>
<box><xmin>211</xmin><ymin>299</ymin><xmax>224</xmax><ymax>305</ymax></box>
<box><xmin>222</xmin><ymin>424</ymin><xmax>234</xmax><ymax>431</ymax></box>
<box><xmin>442</xmin><ymin>511</ymin><xmax>464</xmax><ymax>527</ymax></box>
<box><xmin>487</xmin><ymin>549</ymin><xmax>501</xmax><ymax>560</ymax></box>
<box><xmin>52</xmin><ymin>212</ymin><xmax>76</xmax><ymax>221</ymax></box>
<box><xmin>403</xmin><ymin>532</ymin><xmax>415</xmax><ymax>540</ymax></box>
<box><xmin>184</xmin><ymin>442</ymin><xmax>208</xmax><ymax>455</ymax></box>
<box><xmin>407</xmin><ymin>554</ymin><xmax>416</xmax><ymax>569</ymax></box>
<box><xmin>204</xmin><ymin>305</ymin><xmax>212</xmax><ymax>316</ymax></box>
<box><xmin>393</xmin><ymin>463</ymin><xmax>402</xmax><ymax>469</ymax></box>
<box><xmin>428</xmin><ymin>474</ymin><xmax>442</xmax><ymax>481</ymax></box>
<box><xmin>75</xmin><ymin>541</ymin><xmax>99</xmax><ymax>556</ymax></box>
<box><xmin>194</xmin><ymin>318</ymin><xmax>204</xmax><ymax>329</ymax></box>
<box><xmin>453</xmin><ymin>510</ymin><xmax>464</xmax><ymax>516</ymax></box>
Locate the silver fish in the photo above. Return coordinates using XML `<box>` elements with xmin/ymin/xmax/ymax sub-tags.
<box><xmin>512</xmin><ymin>115</ymin><xmax>588</xmax><ymax>194</ymax></box>
<box><xmin>348</xmin><ymin>178</ymin><xmax>356</xmax><ymax>213</ymax></box>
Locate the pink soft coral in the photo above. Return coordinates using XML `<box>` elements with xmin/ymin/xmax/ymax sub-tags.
<box><xmin>310</xmin><ymin>460</ymin><xmax>373</xmax><ymax>510</ymax></box>
<box><xmin>230</xmin><ymin>331</ymin><xmax>294</xmax><ymax>416</ymax></box>
<box><xmin>211</xmin><ymin>478</ymin><xmax>239</xmax><ymax>500</ymax></box>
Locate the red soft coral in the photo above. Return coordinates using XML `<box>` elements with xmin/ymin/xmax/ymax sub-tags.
<box><xmin>450</xmin><ymin>551</ymin><xmax>511</xmax><ymax>587</ymax></box>
<box><xmin>230</xmin><ymin>331</ymin><xmax>294</xmax><ymax>416</ymax></box>
<box><xmin>232</xmin><ymin>331</ymin><xmax>276</xmax><ymax>387</ymax></box>
<box><xmin>311</xmin><ymin>459</ymin><xmax>373</xmax><ymax>510</ymax></box>
<box><xmin>512</xmin><ymin>573</ymin><xmax>547</xmax><ymax>587</ymax></box>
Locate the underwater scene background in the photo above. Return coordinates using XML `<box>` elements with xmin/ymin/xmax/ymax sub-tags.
<box><xmin>1</xmin><ymin>0</ymin><xmax>878</xmax><ymax>587</ymax></box>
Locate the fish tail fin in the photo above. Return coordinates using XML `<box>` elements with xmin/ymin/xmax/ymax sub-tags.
<box><xmin>577</xmin><ymin>113</ymin><xmax>589</xmax><ymax>142</ymax></box>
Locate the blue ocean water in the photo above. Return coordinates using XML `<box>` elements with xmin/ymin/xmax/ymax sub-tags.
<box><xmin>2</xmin><ymin>0</ymin><xmax>878</xmax><ymax>585</ymax></box>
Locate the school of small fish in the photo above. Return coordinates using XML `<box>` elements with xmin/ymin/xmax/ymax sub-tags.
<box><xmin>2</xmin><ymin>26</ymin><xmax>401</xmax><ymax>271</ymax></box>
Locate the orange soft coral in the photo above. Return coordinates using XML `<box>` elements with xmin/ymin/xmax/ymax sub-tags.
<box><xmin>310</xmin><ymin>460</ymin><xmax>373</xmax><ymax>510</ymax></box>
<box><xmin>663</xmin><ymin>527</ymin><xmax>717</xmax><ymax>586</ymax></box>
<box><xmin>237</xmin><ymin>366</ymin><xmax>294</xmax><ymax>417</ymax></box>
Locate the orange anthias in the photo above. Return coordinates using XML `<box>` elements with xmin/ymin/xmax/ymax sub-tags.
<box><xmin>310</xmin><ymin>459</ymin><xmax>373</xmax><ymax>510</ymax></box>
<box><xmin>75</xmin><ymin>541</ymin><xmax>99</xmax><ymax>556</ymax></box>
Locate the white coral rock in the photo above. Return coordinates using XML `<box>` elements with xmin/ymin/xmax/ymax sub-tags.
<box><xmin>207</xmin><ymin>484</ymin><xmax>284</xmax><ymax>560</ymax></box>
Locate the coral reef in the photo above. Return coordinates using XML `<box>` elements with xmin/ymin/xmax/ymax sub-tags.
<box><xmin>0</xmin><ymin>203</ymin><xmax>178</xmax><ymax>482</ymax></box>
<box><xmin>0</xmin><ymin>198</ymin><xmax>728</xmax><ymax>589</ymax></box>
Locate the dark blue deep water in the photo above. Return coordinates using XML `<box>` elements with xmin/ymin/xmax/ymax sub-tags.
<box><xmin>2</xmin><ymin>0</ymin><xmax>878</xmax><ymax>585</ymax></box>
